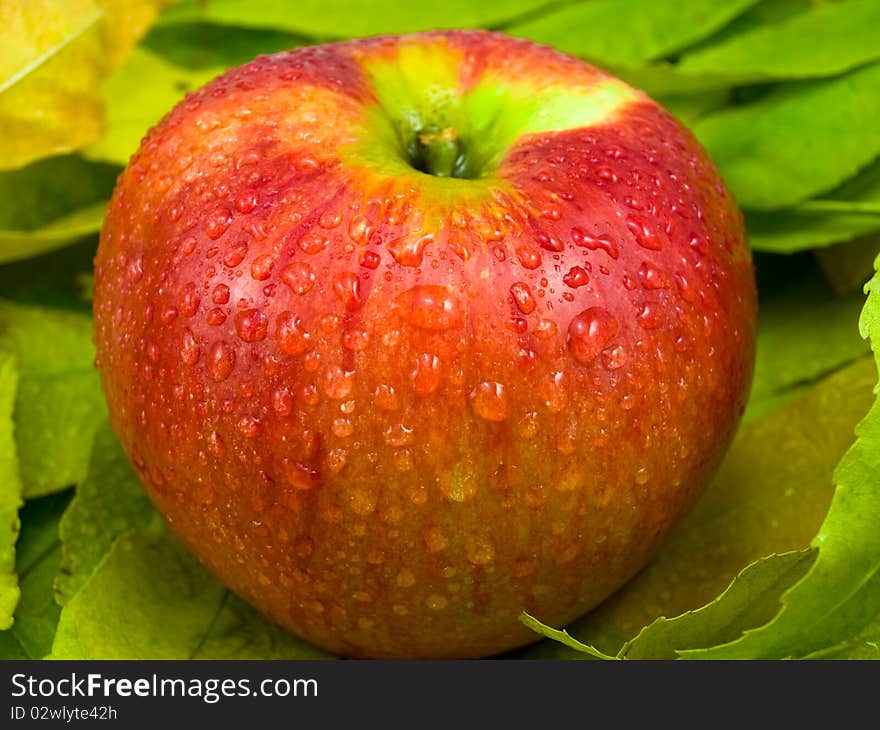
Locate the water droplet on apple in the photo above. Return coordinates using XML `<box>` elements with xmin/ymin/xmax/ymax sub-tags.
<box><xmin>374</xmin><ymin>384</ymin><xmax>399</xmax><ymax>411</ymax></box>
<box><xmin>601</xmin><ymin>344</ymin><xmax>627</xmax><ymax>370</ymax></box>
<box><xmin>212</xmin><ymin>283</ymin><xmax>230</xmax><ymax>304</ymax></box>
<box><xmin>205</xmin><ymin>208</ymin><xmax>233</xmax><ymax>240</ymax></box>
<box><xmin>207</xmin><ymin>340</ymin><xmax>235</xmax><ymax>381</ymax></box>
<box><xmin>388</xmin><ymin>232</ymin><xmax>433</xmax><ymax>267</ymax></box>
<box><xmin>276</xmin><ymin>312</ymin><xmax>311</xmax><ymax>355</ymax></box>
<box><xmin>180</xmin><ymin>328</ymin><xmax>199</xmax><ymax>365</ymax></box>
<box><xmin>322</xmin><ymin>365</ymin><xmax>354</xmax><ymax>399</ymax></box>
<box><xmin>393</xmin><ymin>285</ymin><xmax>462</xmax><ymax>330</ymax></box>
<box><xmin>571</xmin><ymin>228</ymin><xmax>619</xmax><ymax>259</ymax></box>
<box><xmin>626</xmin><ymin>215</ymin><xmax>662</xmax><ymax>250</ymax></box>
<box><xmin>299</xmin><ymin>232</ymin><xmax>329</xmax><ymax>254</ymax></box>
<box><xmin>562</xmin><ymin>266</ymin><xmax>590</xmax><ymax>288</ymax></box>
<box><xmin>223</xmin><ymin>240</ymin><xmax>248</xmax><ymax>267</ymax></box>
<box><xmin>235</xmin><ymin>308</ymin><xmax>268</xmax><ymax>342</ymax></box>
<box><xmin>470</xmin><ymin>381</ymin><xmax>509</xmax><ymax>422</ymax></box>
<box><xmin>411</xmin><ymin>353</ymin><xmax>442</xmax><ymax>395</ymax></box>
<box><xmin>516</xmin><ymin>245</ymin><xmax>542</xmax><ymax>270</ymax></box>
<box><xmin>567</xmin><ymin>308</ymin><xmax>618</xmax><ymax>365</ymax></box>
<box><xmin>280</xmin><ymin>262</ymin><xmax>315</xmax><ymax>295</ymax></box>
<box><xmin>637</xmin><ymin>303</ymin><xmax>663</xmax><ymax>329</ymax></box>
<box><xmin>333</xmin><ymin>271</ymin><xmax>363</xmax><ymax>310</ymax></box>
<box><xmin>250</xmin><ymin>255</ymin><xmax>274</xmax><ymax>280</ymax></box>
<box><xmin>638</xmin><ymin>261</ymin><xmax>669</xmax><ymax>289</ymax></box>
<box><xmin>510</xmin><ymin>282</ymin><xmax>536</xmax><ymax>314</ymax></box>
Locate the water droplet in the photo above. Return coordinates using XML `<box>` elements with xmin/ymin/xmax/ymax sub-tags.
<box><xmin>207</xmin><ymin>431</ymin><xmax>226</xmax><ymax>457</ymax></box>
<box><xmin>637</xmin><ymin>303</ymin><xmax>663</xmax><ymax>329</ymax></box>
<box><xmin>470</xmin><ymin>381</ymin><xmax>509</xmax><ymax>422</ymax></box>
<box><xmin>322</xmin><ymin>366</ymin><xmax>354</xmax><ymax>399</ymax></box>
<box><xmin>567</xmin><ymin>308</ymin><xmax>618</xmax><ymax>365</ymax></box>
<box><xmin>127</xmin><ymin>255</ymin><xmax>144</xmax><ymax>282</ymax></box>
<box><xmin>350</xmin><ymin>488</ymin><xmax>377</xmax><ymax>515</ymax></box>
<box><xmin>374</xmin><ymin>384</ymin><xmax>399</xmax><ymax>411</ymax></box>
<box><xmin>425</xmin><ymin>527</ymin><xmax>448</xmax><ymax>552</ymax></box>
<box><xmin>571</xmin><ymin>228</ymin><xmax>619</xmax><ymax>259</ymax></box>
<box><xmin>426</xmin><ymin>594</ymin><xmax>448</xmax><ymax>610</ymax></box>
<box><xmin>280</xmin><ymin>262</ymin><xmax>315</xmax><ymax>295</ymax></box>
<box><xmin>626</xmin><ymin>215</ymin><xmax>662</xmax><ymax>250</ymax></box>
<box><xmin>234</xmin><ymin>190</ymin><xmax>257</xmax><ymax>213</ymax></box>
<box><xmin>638</xmin><ymin>262</ymin><xmax>669</xmax><ymax>290</ymax></box>
<box><xmin>180</xmin><ymin>283</ymin><xmax>200</xmax><ymax>317</ymax></box>
<box><xmin>635</xmin><ymin>467</ymin><xmax>650</xmax><ymax>485</ymax></box>
<box><xmin>333</xmin><ymin>271</ymin><xmax>363</xmax><ymax>310</ymax></box>
<box><xmin>273</xmin><ymin>386</ymin><xmax>293</xmax><ymax>415</ymax></box>
<box><xmin>298</xmin><ymin>232</ymin><xmax>329</xmax><ymax>255</ymax></box>
<box><xmin>223</xmin><ymin>240</ymin><xmax>248</xmax><ymax>267</ymax></box>
<box><xmin>235</xmin><ymin>309</ymin><xmax>268</xmax><ymax>342</ymax></box>
<box><xmin>348</xmin><ymin>215</ymin><xmax>370</xmax><ymax>244</ymax></box>
<box><xmin>394</xmin><ymin>285</ymin><xmax>462</xmax><ymax>330</ymax></box>
<box><xmin>205</xmin><ymin>208</ymin><xmax>232</xmax><ymax>240</ymax></box>
<box><xmin>562</xmin><ymin>266</ymin><xmax>590</xmax><ymax>289</ymax></box>
<box><xmin>388</xmin><ymin>233</ymin><xmax>432</xmax><ymax>267</ymax></box>
<box><xmin>180</xmin><ymin>328</ymin><xmax>199</xmax><ymax>365</ymax></box>
<box><xmin>276</xmin><ymin>312</ymin><xmax>311</xmax><ymax>355</ymax></box>
<box><xmin>383</xmin><ymin>422</ymin><xmax>413</xmax><ymax>446</ymax></box>
<box><xmin>250</xmin><ymin>255</ymin><xmax>274</xmax><ymax>281</ymax></box>
<box><xmin>510</xmin><ymin>282</ymin><xmax>536</xmax><ymax>314</ymax></box>
<box><xmin>342</xmin><ymin>328</ymin><xmax>370</xmax><ymax>351</ymax></box>
<box><xmin>238</xmin><ymin>415</ymin><xmax>262</xmax><ymax>438</ymax></box>
<box><xmin>360</xmin><ymin>250</ymin><xmax>381</xmax><ymax>269</ymax></box>
<box><xmin>212</xmin><ymin>283</ymin><xmax>230</xmax><ymax>304</ymax></box>
<box><xmin>411</xmin><ymin>353</ymin><xmax>441</xmax><ymax>395</ymax></box>
<box><xmin>318</xmin><ymin>210</ymin><xmax>342</xmax><ymax>229</ymax></box>
<box><xmin>207</xmin><ymin>308</ymin><xmax>226</xmax><ymax>326</ymax></box>
<box><xmin>516</xmin><ymin>245</ymin><xmax>542</xmax><ymax>270</ymax></box>
<box><xmin>207</xmin><ymin>341</ymin><xmax>235</xmax><ymax>381</ymax></box>
<box><xmin>675</xmin><ymin>272</ymin><xmax>698</xmax><ymax>303</ymax></box>
<box><xmin>601</xmin><ymin>345</ymin><xmax>627</xmax><ymax>370</ymax></box>
<box><xmin>467</xmin><ymin>538</ymin><xmax>495</xmax><ymax>565</ymax></box>
<box><xmin>396</xmin><ymin>569</ymin><xmax>416</xmax><ymax>588</ymax></box>
<box><xmin>332</xmin><ymin>417</ymin><xmax>354</xmax><ymax>438</ymax></box>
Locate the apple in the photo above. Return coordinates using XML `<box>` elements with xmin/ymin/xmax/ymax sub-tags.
<box><xmin>93</xmin><ymin>30</ymin><xmax>756</xmax><ymax>658</ymax></box>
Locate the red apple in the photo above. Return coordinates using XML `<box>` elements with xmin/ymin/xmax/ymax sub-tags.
<box><xmin>93</xmin><ymin>30</ymin><xmax>756</xmax><ymax>658</ymax></box>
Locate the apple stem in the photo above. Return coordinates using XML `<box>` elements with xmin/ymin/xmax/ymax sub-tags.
<box><xmin>414</xmin><ymin>126</ymin><xmax>466</xmax><ymax>178</ymax></box>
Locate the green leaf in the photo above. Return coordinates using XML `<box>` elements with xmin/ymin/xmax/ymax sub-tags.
<box><xmin>746</xmin><ymin>255</ymin><xmax>869</xmax><ymax>423</ymax></box>
<box><xmin>804</xmin><ymin>607</ymin><xmax>880</xmax><ymax>659</ymax></box>
<box><xmin>161</xmin><ymin>0</ymin><xmax>555</xmax><ymax>37</ymax></box>
<box><xmin>0</xmin><ymin>154</ymin><xmax>116</xmax><ymax>263</ymax></box>
<box><xmin>0</xmin><ymin>492</ymin><xmax>70</xmax><ymax>659</ymax></box>
<box><xmin>0</xmin><ymin>202</ymin><xmax>104</xmax><ymax>265</ymax></box>
<box><xmin>56</xmin><ymin>421</ymin><xmax>156</xmax><ymax>605</ymax></box>
<box><xmin>50</xmin><ymin>523</ymin><xmax>331</xmax><ymax>659</ymax></box>
<box><xmin>0</xmin><ymin>345</ymin><xmax>22</xmax><ymax>629</ymax></box>
<box><xmin>816</xmin><ymin>234</ymin><xmax>880</xmax><ymax>296</ymax></box>
<box><xmin>84</xmin><ymin>47</ymin><xmax>221</xmax><ymax>166</ymax></box>
<box><xmin>695</xmin><ymin>62</ymin><xmax>880</xmax><ymax>210</ymax></box>
<box><xmin>677</xmin><ymin>0</ymin><xmax>880</xmax><ymax>82</ymax></box>
<box><xmin>0</xmin><ymin>299</ymin><xmax>106</xmax><ymax>498</ymax></box>
<box><xmin>682</xmin><ymin>258</ymin><xmax>880</xmax><ymax>658</ymax></box>
<box><xmin>519</xmin><ymin>613</ymin><xmax>616</xmax><ymax>660</ymax></box>
<box><xmin>621</xmin><ymin>551</ymin><xmax>815</xmax><ymax>659</ymax></box>
<box><xmin>143</xmin><ymin>21</ymin><xmax>305</xmax><ymax>70</ymax></box>
<box><xmin>507</xmin><ymin>0</ymin><xmax>760</xmax><ymax>68</ymax></box>
<box><xmin>0</xmin><ymin>238</ymin><xmax>98</xmax><ymax>313</ymax></box>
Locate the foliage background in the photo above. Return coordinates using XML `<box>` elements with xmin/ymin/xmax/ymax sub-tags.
<box><xmin>1</xmin><ymin>0</ymin><xmax>879</xmax><ymax>659</ymax></box>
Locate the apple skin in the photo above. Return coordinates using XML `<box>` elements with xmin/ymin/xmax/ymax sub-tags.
<box><xmin>93</xmin><ymin>30</ymin><xmax>756</xmax><ymax>658</ymax></box>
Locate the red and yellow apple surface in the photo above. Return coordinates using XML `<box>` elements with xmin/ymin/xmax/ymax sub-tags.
<box><xmin>93</xmin><ymin>30</ymin><xmax>756</xmax><ymax>658</ymax></box>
